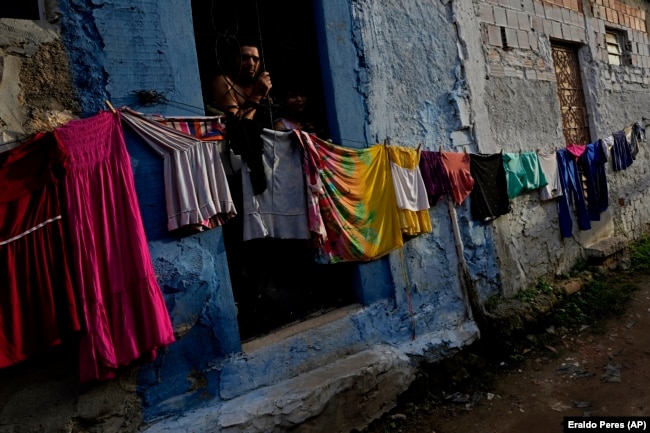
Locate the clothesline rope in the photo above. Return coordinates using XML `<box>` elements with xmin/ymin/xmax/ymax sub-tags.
<box><xmin>2</xmin><ymin>100</ymin><xmax>645</xmax><ymax>154</ymax></box>
<box><xmin>138</xmin><ymin>107</ymin><xmax>645</xmax><ymax>153</ymax></box>
<box><xmin>120</xmin><ymin>105</ymin><xmax>647</xmax><ymax>153</ymax></box>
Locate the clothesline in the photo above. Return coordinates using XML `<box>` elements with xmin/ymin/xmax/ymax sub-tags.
<box><xmin>118</xmin><ymin>106</ymin><xmax>644</xmax><ymax>241</ymax></box>
<box><xmin>100</xmin><ymin>100</ymin><xmax>648</xmax><ymax>154</ymax></box>
<box><xmin>4</xmin><ymin>103</ymin><xmax>643</xmax><ymax>249</ymax></box>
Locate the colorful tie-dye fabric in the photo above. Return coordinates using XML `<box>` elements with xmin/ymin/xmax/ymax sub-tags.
<box><xmin>298</xmin><ymin>134</ymin><xmax>403</xmax><ymax>263</ymax></box>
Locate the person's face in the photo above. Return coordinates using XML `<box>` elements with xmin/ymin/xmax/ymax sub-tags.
<box><xmin>285</xmin><ymin>91</ymin><xmax>307</xmax><ymax>113</ymax></box>
<box><xmin>237</xmin><ymin>46</ymin><xmax>261</xmax><ymax>79</ymax></box>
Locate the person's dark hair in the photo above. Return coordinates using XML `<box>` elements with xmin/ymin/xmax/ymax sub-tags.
<box><xmin>217</xmin><ymin>38</ymin><xmax>262</xmax><ymax>76</ymax></box>
<box><xmin>238</xmin><ymin>38</ymin><xmax>260</xmax><ymax>51</ymax></box>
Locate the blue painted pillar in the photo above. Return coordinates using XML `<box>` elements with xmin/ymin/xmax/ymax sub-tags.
<box><xmin>313</xmin><ymin>0</ymin><xmax>395</xmax><ymax>305</ymax></box>
<box><xmin>313</xmin><ymin>0</ymin><xmax>366</xmax><ymax>148</ymax></box>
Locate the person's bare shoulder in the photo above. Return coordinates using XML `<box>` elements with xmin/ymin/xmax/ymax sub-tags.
<box><xmin>211</xmin><ymin>74</ymin><xmax>238</xmax><ymax>113</ymax></box>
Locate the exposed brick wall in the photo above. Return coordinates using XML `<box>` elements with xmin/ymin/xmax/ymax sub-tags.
<box><xmin>481</xmin><ymin>1</ymin><xmax>586</xmax><ymax>49</ymax></box>
<box><xmin>543</xmin><ymin>0</ymin><xmax>583</xmax><ymax>14</ymax></box>
<box><xmin>479</xmin><ymin>0</ymin><xmax>650</xmax><ymax>82</ymax></box>
<box><xmin>480</xmin><ymin>0</ymin><xmax>585</xmax><ymax>81</ymax></box>
<box><xmin>591</xmin><ymin>0</ymin><xmax>646</xmax><ymax>32</ymax></box>
<box><xmin>589</xmin><ymin>1</ymin><xmax>650</xmax><ymax>69</ymax></box>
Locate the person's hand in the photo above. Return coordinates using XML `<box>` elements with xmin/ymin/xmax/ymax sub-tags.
<box><xmin>252</xmin><ymin>72</ymin><xmax>272</xmax><ymax>100</ymax></box>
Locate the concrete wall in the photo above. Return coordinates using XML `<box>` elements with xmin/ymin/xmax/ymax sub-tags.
<box><xmin>584</xmin><ymin>0</ymin><xmax>650</xmax><ymax>241</ymax></box>
<box><xmin>0</xmin><ymin>1</ymin><xmax>78</xmax><ymax>148</ymax></box>
<box><xmin>477</xmin><ymin>0</ymin><xmax>650</xmax><ymax>295</ymax></box>
<box><xmin>2</xmin><ymin>0</ymin><xmax>650</xmax><ymax>432</ymax></box>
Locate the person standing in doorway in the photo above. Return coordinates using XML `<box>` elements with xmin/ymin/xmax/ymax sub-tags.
<box><xmin>273</xmin><ymin>86</ymin><xmax>313</xmax><ymax>132</ymax></box>
<box><xmin>211</xmin><ymin>42</ymin><xmax>272</xmax><ymax>121</ymax></box>
<box><xmin>211</xmin><ymin>40</ymin><xmax>271</xmax><ymax>194</ymax></box>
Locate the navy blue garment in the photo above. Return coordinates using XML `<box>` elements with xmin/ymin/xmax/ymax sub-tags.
<box><xmin>578</xmin><ymin>141</ymin><xmax>608</xmax><ymax>222</ymax></box>
<box><xmin>611</xmin><ymin>130</ymin><xmax>633</xmax><ymax>171</ymax></box>
<box><xmin>556</xmin><ymin>149</ymin><xmax>591</xmax><ymax>238</ymax></box>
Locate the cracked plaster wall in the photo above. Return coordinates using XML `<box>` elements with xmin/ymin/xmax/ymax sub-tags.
<box><xmin>476</xmin><ymin>0</ymin><xmax>650</xmax><ymax>294</ymax></box>
<box><xmin>349</xmin><ymin>0</ymin><xmax>503</xmax><ymax>305</ymax></box>
<box><xmin>0</xmin><ymin>7</ymin><xmax>78</xmax><ymax>148</ymax></box>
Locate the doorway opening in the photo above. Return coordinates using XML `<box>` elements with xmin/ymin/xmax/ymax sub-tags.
<box><xmin>190</xmin><ymin>0</ymin><xmax>356</xmax><ymax>342</ymax></box>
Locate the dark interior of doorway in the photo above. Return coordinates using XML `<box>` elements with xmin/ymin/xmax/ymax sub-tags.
<box><xmin>191</xmin><ymin>0</ymin><xmax>356</xmax><ymax>342</ymax></box>
<box><xmin>191</xmin><ymin>0</ymin><xmax>330</xmax><ymax>135</ymax></box>
<box><xmin>0</xmin><ymin>3</ymin><xmax>39</xmax><ymax>20</ymax></box>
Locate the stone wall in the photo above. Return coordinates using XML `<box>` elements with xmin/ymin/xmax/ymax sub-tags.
<box><xmin>0</xmin><ymin>10</ymin><xmax>78</xmax><ymax>148</ymax></box>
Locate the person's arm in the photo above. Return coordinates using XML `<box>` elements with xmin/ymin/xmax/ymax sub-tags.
<box><xmin>273</xmin><ymin>118</ymin><xmax>288</xmax><ymax>131</ymax></box>
<box><xmin>211</xmin><ymin>73</ymin><xmax>272</xmax><ymax>120</ymax></box>
<box><xmin>211</xmin><ymin>74</ymin><xmax>239</xmax><ymax>116</ymax></box>
<box><xmin>240</xmin><ymin>72</ymin><xmax>272</xmax><ymax>120</ymax></box>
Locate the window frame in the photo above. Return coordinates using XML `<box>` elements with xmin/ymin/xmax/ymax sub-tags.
<box><xmin>605</xmin><ymin>28</ymin><xmax>631</xmax><ymax>66</ymax></box>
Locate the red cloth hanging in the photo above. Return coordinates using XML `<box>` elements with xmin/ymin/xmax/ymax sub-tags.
<box><xmin>0</xmin><ymin>132</ymin><xmax>81</xmax><ymax>369</ymax></box>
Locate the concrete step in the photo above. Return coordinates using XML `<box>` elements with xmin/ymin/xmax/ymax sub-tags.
<box><xmin>584</xmin><ymin>236</ymin><xmax>629</xmax><ymax>271</ymax></box>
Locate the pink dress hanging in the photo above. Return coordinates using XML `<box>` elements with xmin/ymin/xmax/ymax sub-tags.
<box><xmin>54</xmin><ymin>111</ymin><xmax>175</xmax><ymax>383</ymax></box>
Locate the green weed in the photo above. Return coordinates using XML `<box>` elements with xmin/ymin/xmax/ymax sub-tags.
<box><xmin>551</xmin><ymin>279</ymin><xmax>636</xmax><ymax>332</ymax></box>
<box><xmin>514</xmin><ymin>278</ymin><xmax>554</xmax><ymax>303</ymax></box>
<box><xmin>630</xmin><ymin>235</ymin><xmax>650</xmax><ymax>271</ymax></box>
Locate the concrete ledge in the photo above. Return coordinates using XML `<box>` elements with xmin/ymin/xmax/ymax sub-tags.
<box><xmin>584</xmin><ymin>236</ymin><xmax>629</xmax><ymax>272</ymax></box>
<box><xmin>585</xmin><ymin>236</ymin><xmax>627</xmax><ymax>259</ymax></box>
<box><xmin>242</xmin><ymin>304</ymin><xmax>363</xmax><ymax>353</ymax></box>
<box><xmin>141</xmin><ymin>319</ymin><xmax>480</xmax><ymax>433</ymax></box>
<box><xmin>141</xmin><ymin>346</ymin><xmax>416</xmax><ymax>433</ymax></box>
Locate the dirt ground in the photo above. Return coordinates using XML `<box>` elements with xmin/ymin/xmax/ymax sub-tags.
<box><xmin>363</xmin><ymin>271</ymin><xmax>650</xmax><ymax>433</ymax></box>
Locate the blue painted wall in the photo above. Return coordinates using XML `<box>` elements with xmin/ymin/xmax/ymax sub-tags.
<box><xmin>313</xmin><ymin>0</ymin><xmax>367</xmax><ymax>148</ymax></box>
<box><xmin>57</xmin><ymin>0</ymin><xmax>484</xmax><ymax>423</ymax></box>
<box><xmin>58</xmin><ymin>0</ymin><xmax>241</xmax><ymax>415</ymax></box>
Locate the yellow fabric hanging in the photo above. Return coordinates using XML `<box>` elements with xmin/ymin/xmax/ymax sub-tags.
<box><xmin>386</xmin><ymin>145</ymin><xmax>432</xmax><ymax>236</ymax></box>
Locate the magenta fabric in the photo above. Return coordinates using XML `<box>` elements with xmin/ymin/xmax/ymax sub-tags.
<box><xmin>566</xmin><ymin>143</ymin><xmax>586</xmax><ymax>158</ymax></box>
<box><xmin>54</xmin><ymin>111</ymin><xmax>175</xmax><ymax>383</ymax></box>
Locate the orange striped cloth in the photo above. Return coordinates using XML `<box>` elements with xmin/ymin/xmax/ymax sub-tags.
<box><xmin>152</xmin><ymin>115</ymin><xmax>226</xmax><ymax>141</ymax></box>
